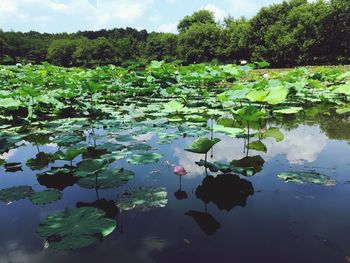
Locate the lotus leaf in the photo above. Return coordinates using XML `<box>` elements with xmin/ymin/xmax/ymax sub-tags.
<box><xmin>277</xmin><ymin>171</ymin><xmax>336</xmax><ymax>186</ymax></box>
<box><xmin>0</xmin><ymin>186</ymin><xmax>34</xmax><ymax>203</ymax></box>
<box><xmin>77</xmin><ymin>168</ymin><xmax>134</xmax><ymax>189</ymax></box>
<box><xmin>36</xmin><ymin>207</ymin><xmax>117</xmax><ymax>250</ymax></box>
<box><xmin>74</xmin><ymin>159</ymin><xmax>108</xmax><ymax>177</ymax></box>
<box><xmin>29</xmin><ymin>189</ymin><xmax>62</xmax><ymax>205</ymax></box>
<box><xmin>185</xmin><ymin>137</ymin><xmax>221</xmax><ymax>154</ymax></box>
<box><xmin>127</xmin><ymin>152</ymin><xmax>163</xmax><ymax>165</ymax></box>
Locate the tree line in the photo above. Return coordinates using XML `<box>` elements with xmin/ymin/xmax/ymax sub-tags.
<box><xmin>0</xmin><ymin>0</ymin><xmax>349</xmax><ymax>67</ymax></box>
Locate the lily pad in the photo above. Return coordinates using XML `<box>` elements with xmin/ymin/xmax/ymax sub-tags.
<box><xmin>0</xmin><ymin>186</ymin><xmax>34</xmax><ymax>203</ymax></box>
<box><xmin>274</xmin><ymin>107</ymin><xmax>303</xmax><ymax>114</ymax></box>
<box><xmin>29</xmin><ymin>189</ymin><xmax>62</xmax><ymax>205</ymax></box>
<box><xmin>127</xmin><ymin>143</ymin><xmax>152</xmax><ymax>151</ymax></box>
<box><xmin>277</xmin><ymin>171</ymin><xmax>336</xmax><ymax>186</ymax></box>
<box><xmin>77</xmin><ymin>168</ymin><xmax>134</xmax><ymax>189</ymax></box>
<box><xmin>195</xmin><ymin>159</ymin><xmax>219</xmax><ymax>172</ymax></box>
<box><xmin>117</xmin><ymin>187</ymin><xmax>168</xmax><ymax>211</ymax></box>
<box><xmin>127</xmin><ymin>152</ymin><xmax>163</xmax><ymax>165</ymax></box>
<box><xmin>36</xmin><ymin>207</ymin><xmax>117</xmax><ymax>250</ymax></box>
<box><xmin>185</xmin><ymin>137</ymin><xmax>221</xmax><ymax>154</ymax></box>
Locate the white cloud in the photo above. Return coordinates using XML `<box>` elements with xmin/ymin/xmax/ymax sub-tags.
<box><xmin>202</xmin><ymin>3</ymin><xmax>226</xmax><ymax>21</ymax></box>
<box><xmin>0</xmin><ymin>0</ymin><xmax>154</xmax><ymax>33</ymax></box>
<box><xmin>157</xmin><ymin>22</ymin><xmax>177</xmax><ymax>33</ymax></box>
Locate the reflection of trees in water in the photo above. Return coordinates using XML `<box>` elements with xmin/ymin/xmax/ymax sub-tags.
<box><xmin>196</xmin><ymin>174</ymin><xmax>254</xmax><ymax>211</ymax></box>
<box><xmin>186</xmin><ymin>173</ymin><xmax>254</xmax><ymax>236</ymax></box>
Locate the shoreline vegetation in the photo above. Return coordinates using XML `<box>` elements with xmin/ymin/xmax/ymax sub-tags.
<box><xmin>0</xmin><ymin>0</ymin><xmax>349</xmax><ymax>68</ymax></box>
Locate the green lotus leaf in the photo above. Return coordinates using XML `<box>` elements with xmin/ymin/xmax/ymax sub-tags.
<box><xmin>277</xmin><ymin>171</ymin><xmax>336</xmax><ymax>186</ymax></box>
<box><xmin>29</xmin><ymin>189</ymin><xmax>62</xmax><ymax>205</ymax></box>
<box><xmin>213</xmin><ymin>125</ymin><xmax>244</xmax><ymax>138</ymax></box>
<box><xmin>127</xmin><ymin>143</ymin><xmax>152</xmax><ymax>151</ymax></box>
<box><xmin>230</xmin><ymin>155</ymin><xmax>265</xmax><ymax>176</ymax></box>
<box><xmin>114</xmin><ymin>134</ymin><xmax>135</xmax><ymax>142</ymax></box>
<box><xmin>236</xmin><ymin>106</ymin><xmax>266</xmax><ymax>122</ymax></box>
<box><xmin>260</xmin><ymin>127</ymin><xmax>284</xmax><ymax>142</ymax></box>
<box><xmin>185</xmin><ymin>137</ymin><xmax>221</xmax><ymax>154</ymax></box>
<box><xmin>74</xmin><ymin>159</ymin><xmax>109</xmax><ymax>177</ymax></box>
<box><xmin>157</xmin><ymin>132</ymin><xmax>180</xmax><ymax>145</ymax></box>
<box><xmin>127</xmin><ymin>152</ymin><xmax>163</xmax><ymax>165</ymax></box>
<box><xmin>52</xmin><ymin>133</ymin><xmax>84</xmax><ymax>147</ymax></box>
<box><xmin>117</xmin><ymin>187</ymin><xmax>168</xmax><ymax>211</ymax></box>
<box><xmin>246</xmin><ymin>89</ymin><xmax>268</xmax><ymax>102</ymax></box>
<box><xmin>36</xmin><ymin>207</ymin><xmax>117</xmax><ymax>250</ymax></box>
<box><xmin>263</xmin><ymin>85</ymin><xmax>288</xmax><ymax>105</ymax></box>
<box><xmin>53</xmin><ymin>147</ymin><xmax>87</xmax><ymax>161</ymax></box>
<box><xmin>77</xmin><ymin>168</ymin><xmax>134</xmax><ymax>189</ymax></box>
<box><xmin>96</xmin><ymin>142</ymin><xmax>126</xmax><ymax>152</ymax></box>
<box><xmin>162</xmin><ymin>100</ymin><xmax>185</xmax><ymax>113</ymax></box>
<box><xmin>0</xmin><ymin>186</ymin><xmax>34</xmax><ymax>203</ymax></box>
<box><xmin>247</xmin><ymin>140</ymin><xmax>267</xmax><ymax>152</ymax></box>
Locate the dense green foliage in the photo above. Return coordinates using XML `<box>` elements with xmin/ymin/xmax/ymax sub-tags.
<box><xmin>0</xmin><ymin>0</ymin><xmax>349</xmax><ymax>67</ymax></box>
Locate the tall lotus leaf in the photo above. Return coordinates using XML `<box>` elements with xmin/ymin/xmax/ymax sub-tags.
<box><xmin>260</xmin><ymin>127</ymin><xmax>284</xmax><ymax>142</ymax></box>
<box><xmin>246</xmin><ymin>89</ymin><xmax>268</xmax><ymax>102</ymax></box>
<box><xmin>74</xmin><ymin>159</ymin><xmax>108</xmax><ymax>177</ymax></box>
<box><xmin>29</xmin><ymin>189</ymin><xmax>62</xmax><ymax>205</ymax></box>
<box><xmin>0</xmin><ymin>186</ymin><xmax>34</xmax><ymax>203</ymax></box>
<box><xmin>36</xmin><ymin>207</ymin><xmax>117</xmax><ymax>250</ymax></box>
<box><xmin>117</xmin><ymin>187</ymin><xmax>168</xmax><ymax>211</ymax></box>
<box><xmin>247</xmin><ymin>141</ymin><xmax>267</xmax><ymax>153</ymax></box>
<box><xmin>213</xmin><ymin>125</ymin><xmax>244</xmax><ymax>138</ymax></box>
<box><xmin>53</xmin><ymin>147</ymin><xmax>87</xmax><ymax>161</ymax></box>
<box><xmin>263</xmin><ymin>86</ymin><xmax>288</xmax><ymax>105</ymax></box>
<box><xmin>185</xmin><ymin>137</ymin><xmax>221</xmax><ymax>154</ymax></box>
<box><xmin>236</xmin><ymin>106</ymin><xmax>266</xmax><ymax>122</ymax></box>
<box><xmin>77</xmin><ymin>168</ymin><xmax>134</xmax><ymax>189</ymax></box>
<box><xmin>127</xmin><ymin>152</ymin><xmax>163</xmax><ymax>165</ymax></box>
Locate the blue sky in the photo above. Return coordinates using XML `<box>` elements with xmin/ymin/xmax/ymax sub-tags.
<box><xmin>0</xmin><ymin>0</ymin><xmax>286</xmax><ymax>33</ymax></box>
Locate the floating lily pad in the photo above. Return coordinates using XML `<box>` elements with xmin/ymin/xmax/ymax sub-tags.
<box><xmin>29</xmin><ymin>189</ymin><xmax>62</xmax><ymax>205</ymax></box>
<box><xmin>274</xmin><ymin>107</ymin><xmax>303</xmax><ymax>114</ymax></box>
<box><xmin>0</xmin><ymin>186</ymin><xmax>34</xmax><ymax>203</ymax></box>
<box><xmin>36</xmin><ymin>207</ymin><xmax>117</xmax><ymax>250</ymax></box>
<box><xmin>127</xmin><ymin>143</ymin><xmax>152</xmax><ymax>151</ymax></box>
<box><xmin>117</xmin><ymin>187</ymin><xmax>168</xmax><ymax>211</ymax></box>
<box><xmin>157</xmin><ymin>132</ymin><xmax>179</xmax><ymax>145</ymax></box>
<box><xmin>53</xmin><ymin>147</ymin><xmax>87</xmax><ymax>161</ymax></box>
<box><xmin>96</xmin><ymin>142</ymin><xmax>126</xmax><ymax>152</ymax></box>
<box><xmin>185</xmin><ymin>137</ymin><xmax>221</xmax><ymax>154</ymax></box>
<box><xmin>114</xmin><ymin>134</ymin><xmax>135</xmax><ymax>142</ymax></box>
<box><xmin>277</xmin><ymin>171</ymin><xmax>336</xmax><ymax>186</ymax></box>
<box><xmin>127</xmin><ymin>152</ymin><xmax>163</xmax><ymax>165</ymax></box>
<box><xmin>77</xmin><ymin>168</ymin><xmax>134</xmax><ymax>189</ymax></box>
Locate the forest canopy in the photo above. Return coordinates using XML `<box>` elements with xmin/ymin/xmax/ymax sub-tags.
<box><xmin>0</xmin><ymin>0</ymin><xmax>349</xmax><ymax>67</ymax></box>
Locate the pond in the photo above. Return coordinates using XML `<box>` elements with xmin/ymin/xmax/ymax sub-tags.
<box><xmin>1</xmin><ymin>104</ymin><xmax>350</xmax><ymax>263</ymax></box>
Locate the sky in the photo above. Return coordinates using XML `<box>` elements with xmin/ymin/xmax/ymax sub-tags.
<box><xmin>0</xmin><ymin>0</ymin><xmax>286</xmax><ymax>34</ymax></box>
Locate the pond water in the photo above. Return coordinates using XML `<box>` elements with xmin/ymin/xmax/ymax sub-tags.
<box><xmin>1</xmin><ymin>108</ymin><xmax>350</xmax><ymax>263</ymax></box>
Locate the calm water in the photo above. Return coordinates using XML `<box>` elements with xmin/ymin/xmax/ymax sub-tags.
<box><xmin>1</xmin><ymin>112</ymin><xmax>350</xmax><ymax>263</ymax></box>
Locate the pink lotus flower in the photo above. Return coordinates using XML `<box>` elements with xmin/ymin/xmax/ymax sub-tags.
<box><xmin>174</xmin><ymin>165</ymin><xmax>187</xmax><ymax>176</ymax></box>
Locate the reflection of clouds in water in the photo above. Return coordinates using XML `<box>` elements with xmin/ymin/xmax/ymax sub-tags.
<box><xmin>0</xmin><ymin>241</ymin><xmax>48</xmax><ymax>263</ymax></box>
<box><xmin>174</xmin><ymin>125</ymin><xmax>328</xmax><ymax>178</ymax></box>
<box><xmin>0</xmin><ymin>148</ymin><xmax>18</xmax><ymax>160</ymax></box>
<box><xmin>265</xmin><ymin>125</ymin><xmax>327</xmax><ymax>164</ymax></box>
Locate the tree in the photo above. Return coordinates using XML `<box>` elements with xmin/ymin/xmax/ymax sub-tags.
<box><xmin>178</xmin><ymin>23</ymin><xmax>220</xmax><ymax>63</ymax></box>
<box><xmin>145</xmin><ymin>33</ymin><xmax>178</xmax><ymax>62</ymax></box>
<box><xmin>47</xmin><ymin>39</ymin><xmax>80</xmax><ymax>67</ymax></box>
<box><xmin>177</xmin><ymin>10</ymin><xmax>216</xmax><ymax>33</ymax></box>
